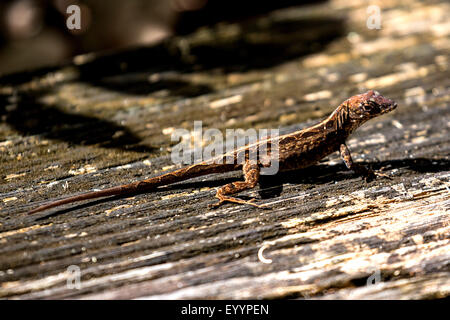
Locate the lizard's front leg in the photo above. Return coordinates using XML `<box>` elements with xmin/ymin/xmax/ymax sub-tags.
<box><xmin>210</xmin><ymin>160</ymin><xmax>262</xmax><ymax>208</ymax></box>
<box><xmin>340</xmin><ymin>143</ymin><xmax>390</xmax><ymax>181</ymax></box>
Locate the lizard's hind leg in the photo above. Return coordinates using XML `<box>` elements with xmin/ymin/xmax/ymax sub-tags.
<box><xmin>210</xmin><ymin>161</ymin><xmax>262</xmax><ymax>208</ymax></box>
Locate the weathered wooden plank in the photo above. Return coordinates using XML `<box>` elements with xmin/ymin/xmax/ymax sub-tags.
<box><xmin>0</xmin><ymin>0</ymin><xmax>449</xmax><ymax>299</ymax></box>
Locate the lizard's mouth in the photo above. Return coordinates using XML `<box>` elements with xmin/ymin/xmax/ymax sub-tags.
<box><xmin>388</xmin><ymin>101</ymin><xmax>398</xmax><ymax>112</ymax></box>
<box><xmin>381</xmin><ymin>101</ymin><xmax>397</xmax><ymax>114</ymax></box>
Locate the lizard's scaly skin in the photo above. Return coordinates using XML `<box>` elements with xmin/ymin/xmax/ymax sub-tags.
<box><xmin>27</xmin><ymin>90</ymin><xmax>397</xmax><ymax>214</ymax></box>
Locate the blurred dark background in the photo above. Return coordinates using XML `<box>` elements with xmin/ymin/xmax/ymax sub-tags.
<box><xmin>0</xmin><ymin>0</ymin><xmax>324</xmax><ymax>75</ymax></box>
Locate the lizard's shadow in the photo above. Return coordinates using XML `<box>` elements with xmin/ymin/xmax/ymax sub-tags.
<box><xmin>0</xmin><ymin>91</ymin><xmax>155</xmax><ymax>153</ymax></box>
<box><xmin>170</xmin><ymin>157</ymin><xmax>450</xmax><ymax>199</ymax></box>
<box><xmin>30</xmin><ymin>157</ymin><xmax>449</xmax><ymax>221</ymax></box>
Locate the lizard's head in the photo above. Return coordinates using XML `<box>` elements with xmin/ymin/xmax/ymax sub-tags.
<box><xmin>346</xmin><ymin>90</ymin><xmax>397</xmax><ymax>123</ymax></box>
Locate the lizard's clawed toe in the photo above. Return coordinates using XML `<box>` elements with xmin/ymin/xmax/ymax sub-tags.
<box><xmin>209</xmin><ymin>200</ymin><xmax>224</xmax><ymax>209</ymax></box>
<box><xmin>373</xmin><ymin>170</ymin><xmax>392</xmax><ymax>180</ymax></box>
<box><xmin>209</xmin><ymin>197</ymin><xmax>267</xmax><ymax>209</ymax></box>
<box><xmin>245</xmin><ymin>198</ymin><xmax>264</xmax><ymax>208</ymax></box>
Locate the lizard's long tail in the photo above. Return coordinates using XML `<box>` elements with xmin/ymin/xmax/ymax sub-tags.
<box><xmin>27</xmin><ymin>163</ymin><xmax>232</xmax><ymax>215</ymax></box>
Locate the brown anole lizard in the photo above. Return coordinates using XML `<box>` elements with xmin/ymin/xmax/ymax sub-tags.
<box><xmin>27</xmin><ymin>90</ymin><xmax>397</xmax><ymax>214</ymax></box>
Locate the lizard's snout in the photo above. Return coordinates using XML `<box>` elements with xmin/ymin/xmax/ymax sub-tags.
<box><xmin>385</xmin><ymin>100</ymin><xmax>397</xmax><ymax>112</ymax></box>
<box><xmin>369</xmin><ymin>90</ymin><xmax>397</xmax><ymax>113</ymax></box>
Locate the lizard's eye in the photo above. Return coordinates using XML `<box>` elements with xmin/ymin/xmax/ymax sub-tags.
<box><xmin>362</xmin><ymin>104</ymin><xmax>372</xmax><ymax>111</ymax></box>
<box><xmin>360</xmin><ymin>104</ymin><xmax>371</xmax><ymax>113</ymax></box>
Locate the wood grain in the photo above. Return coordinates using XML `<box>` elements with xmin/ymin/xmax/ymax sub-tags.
<box><xmin>0</xmin><ymin>0</ymin><xmax>449</xmax><ymax>299</ymax></box>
